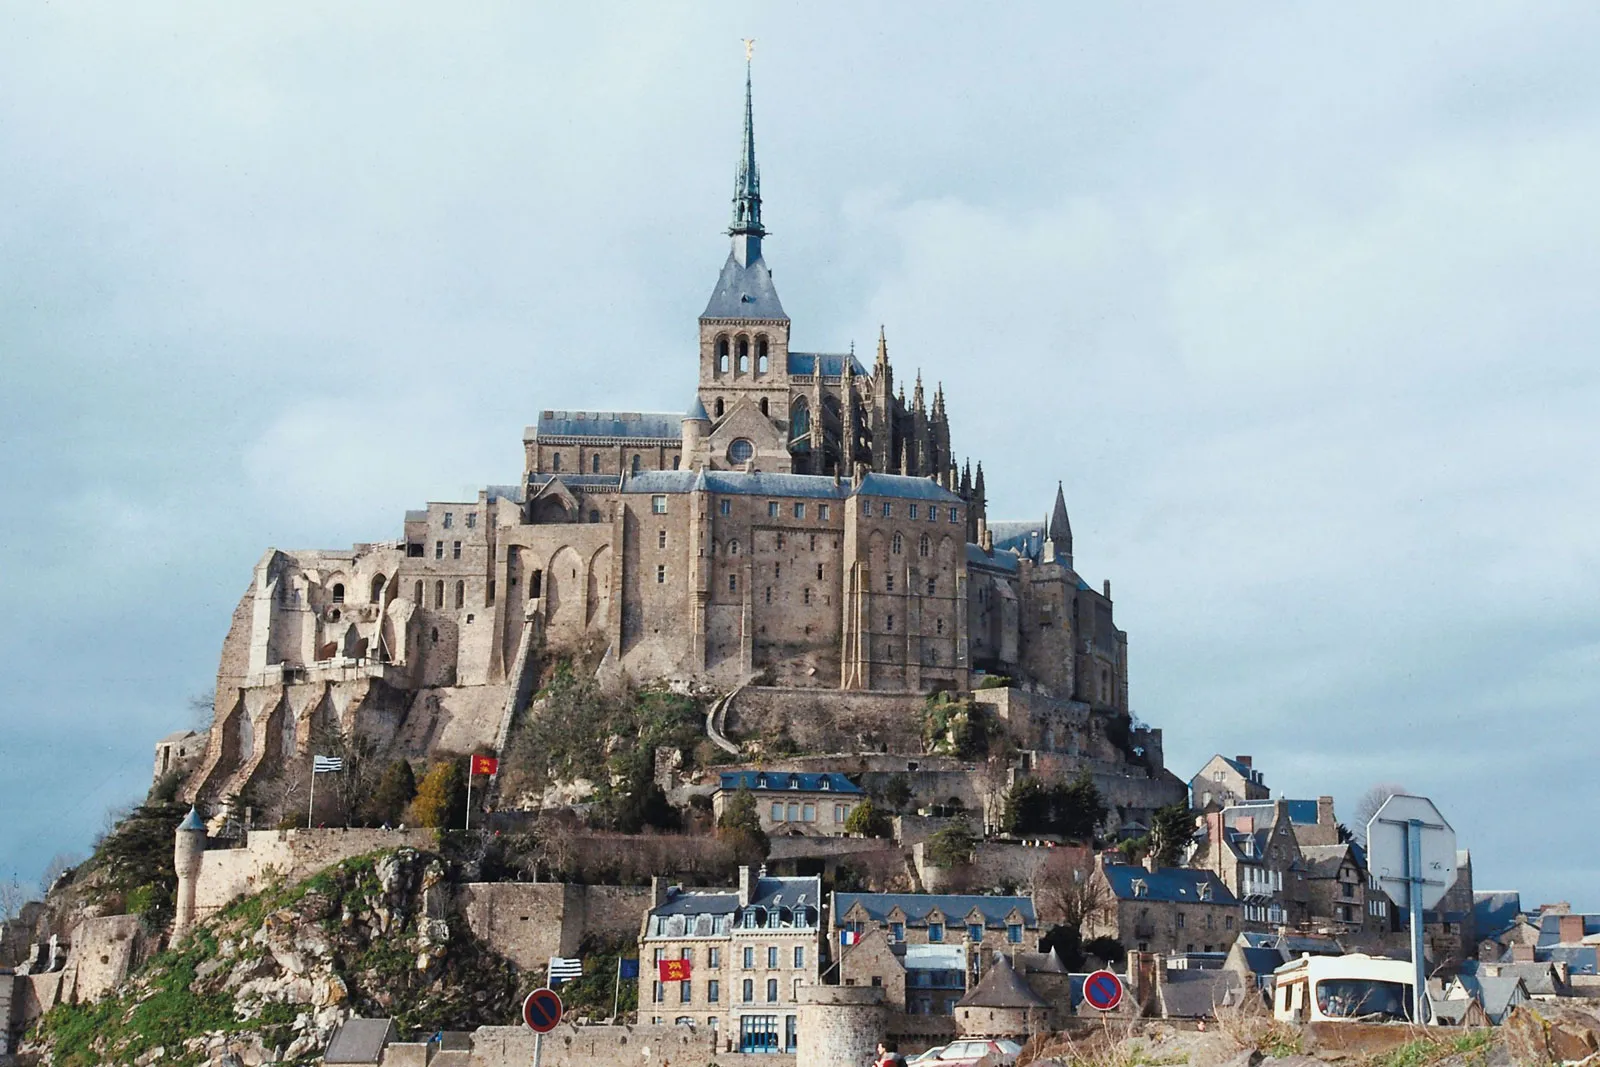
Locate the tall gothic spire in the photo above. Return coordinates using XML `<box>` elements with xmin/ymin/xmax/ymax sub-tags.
<box><xmin>1049</xmin><ymin>480</ymin><xmax>1074</xmax><ymax>567</ymax></box>
<box><xmin>728</xmin><ymin>54</ymin><xmax>765</xmax><ymax>266</ymax></box>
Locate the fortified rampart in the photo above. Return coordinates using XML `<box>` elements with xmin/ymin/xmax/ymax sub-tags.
<box><xmin>190</xmin><ymin>827</ymin><xmax>437</xmax><ymax>918</ymax></box>
<box><xmin>455</xmin><ymin>883</ymin><xmax>654</xmax><ymax>973</ymax></box>
<box><xmin>378</xmin><ymin>1022</ymin><xmax>795</xmax><ymax>1067</ymax></box>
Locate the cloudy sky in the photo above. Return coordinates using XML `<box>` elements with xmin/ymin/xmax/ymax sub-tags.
<box><xmin>3</xmin><ymin>3</ymin><xmax>1596</xmax><ymax>909</ymax></box>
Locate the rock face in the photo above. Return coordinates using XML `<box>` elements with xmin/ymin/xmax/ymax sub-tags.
<box><xmin>1502</xmin><ymin>1001</ymin><xmax>1600</xmax><ymax>1065</ymax></box>
<box><xmin>22</xmin><ymin>847</ymin><xmax>521</xmax><ymax>1067</ymax></box>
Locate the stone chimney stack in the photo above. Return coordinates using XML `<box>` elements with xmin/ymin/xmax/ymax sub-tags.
<box><xmin>1235</xmin><ymin>755</ymin><xmax>1252</xmax><ymax>769</ymax></box>
<box><xmin>739</xmin><ymin>865</ymin><xmax>755</xmax><ymax>907</ymax></box>
<box><xmin>1317</xmin><ymin>795</ymin><xmax>1336</xmax><ymax>828</ymax></box>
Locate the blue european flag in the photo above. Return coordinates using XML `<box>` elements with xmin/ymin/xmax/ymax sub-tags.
<box><xmin>619</xmin><ymin>958</ymin><xmax>640</xmax><ymax>979</ymax></box>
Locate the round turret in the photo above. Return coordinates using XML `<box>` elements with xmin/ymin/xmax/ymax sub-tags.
<box><xmin>796</xmin><ymin>984</ymin><xmax>885</xmax><ymax>1067</ymax></box>
<box><xmin>681</xmin><ymin>396</ymin><xmax>711</xmax><ymax>466</ymax></box>
<box><xmin>172</xmin><ymin>806</ymin><xmax>207</xmax><ymax>939</ymax></box>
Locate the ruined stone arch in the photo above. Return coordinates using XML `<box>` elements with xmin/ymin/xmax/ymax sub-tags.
<box><xmin>587</xmin><ymin>544</ymin><xmax>612</xmax><ymax>628</ymax></box>
<box><xmin>546</xmin><ymin>545</ymin><xmax>584</xmax><ymax>635</ymax></box>
<box><xmin>370</xmin><ymin>573</ymin><xmax>387</xmax><ymax>604</ymax></box>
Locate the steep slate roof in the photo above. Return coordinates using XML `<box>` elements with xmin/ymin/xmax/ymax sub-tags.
<box><xmin>1299</xmin><ymin>844</ymin><xmax>1352</xmax><ymax>880</ymax></box>
<box><xmin>1218</xmin><ymin>756</ymin><xmax>1256</xmax><ymax>778</ymax></box>
<box><xmin>1453</xmin><ymin>975</ymin><xmax>1527</xmax><ymax>1023</ymax></box>
<box><xmin>624</xmin><ymin>470</ymin><xmax>847</xmax><ymax>499</ymax></box>
<box><xmin>1538</xmin><ymin>913</ymin><xmax>1600</xmax><ymax>946</ymax></box>
<box><xmin>853</xmin><ymin>472</ymin><xmax>962</xmax><ymax>502</ymax></box>
<box><xmin>719</xmin><ymin>771</ymin><xmax>862</xmax><ymax>795</ymax></box>
<box><xmin>966</xmin><ymin>543</ymin><xmax>1020</xmax><ymax>574</ymax></box>
<box><xmin>485</xmin><ymin>484</ymin><xmax>526</xmax><ymax>503</ymax></box>
<box><xmin>834</xmin><ymin>892</ymin><xmax>1037</xmax><ymax>929</ymax></box>
<box><xmin>531</xmin><ymin>411</ymin><xmax>683</xmax><ymax>440</ymax></box>
<box><xmin>957</xmin><ymin>955</ymin><xmax>1047</xmax><ymax>1009</ymax></box>
<box><xmin>702</xmin><ymin>252</ymin><xmax>787</xmax><ymax>320</ymax></box>
<box><xmin>324</xmin><ymin>1018</ymin><xmax>398</xmax><ymax>1063</ymax></box>
<box><xmin>1159</xmin><ymin>969</ymin><xmax>1244</xmax><ymax>1019</ymax></box>
<box><xmin>1101</xmin><ymin>865</ymin><xmax>1238</xmax><ymax>905</ymax></box>
<box><xmin>1474</xmin><ymin>891</ymin><xmax>1524</xmax><ymax>940</ymax></box>
<box><xmin>178</xmin><ymin>807</ymin><xmax>206</xmax><ymax>832</ymax></box>
<box><xmin>653</xmin><ymin>875</ymin><xmax>822</xmax><ymax>920</ymax></box>
<box><xmin>787</xmin><ymin>352</ymin><xmax>868</xmax><ymax>377</ymax></box>
<box><xmin>1224</xmin><ymin>800</ymin><xmax>1320</xmax><ymax>827</ymax></box>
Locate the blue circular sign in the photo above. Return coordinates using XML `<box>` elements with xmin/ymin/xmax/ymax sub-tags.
<box><xmin>523</xmin><ymin>987</ymin><xmax>564</xmax><ymax>1033</ymax></box>
<box><xmin>1083</xmin><ymin>969</ymin><xmax>1124</xmax><ymax>1011</ymax></box>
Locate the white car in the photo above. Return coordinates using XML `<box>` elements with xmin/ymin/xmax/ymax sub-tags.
<box><xmin>908</xmin><ymin>1039</ymin><xmax>1023</xmax><ymax>1066</ymax></box>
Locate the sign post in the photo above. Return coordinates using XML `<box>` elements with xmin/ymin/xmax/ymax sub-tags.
<box><xmin>1367</xmin><ymin>794</ymin><xmax>1457</xmax><ymax>1026</ymax></box>
<box><xmin>522</xmin><ymin>986</ymin><xmax>563</xmax><ymax>1067</ymax></box>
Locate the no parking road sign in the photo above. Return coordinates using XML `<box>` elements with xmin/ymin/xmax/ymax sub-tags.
<box><xmin>1083</xmin><ymin>969</ymin><xmax>1124</xmax><ymax>1012</ymax></box>
<box><xmin>523</xmin><ymin>987</ymin><xmax>563</xmax><ymax>1033</ymax></box>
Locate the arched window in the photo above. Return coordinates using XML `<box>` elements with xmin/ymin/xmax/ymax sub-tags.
<box><xmin>631</xmin><ymin>454</ymin><xmax>641</xmax><ymax>474</ymax></box>
<box><xmin>919</xmin><ymin>534</ymin><xmax>930</xmax><ymax>557</ymax></box>
<box><xmin>892</xmin><ymin>532</ymin><xmax>903</xmax><ymax>555</ymax></box>
<box><xmin>728</xmin><ymin>438</ymin><xmax>754</xmax><ymax>464</ymax></box>
<box><xmin>454</xmin><ymin>580</ymin><xmax>465</xmax><ymax>609</ymax></box>
<box><xmin>331</xmin><ymin>583</ymin><xmax>345</xmax><ymax>604</ymax></box>
<box><xmin>759</xmin><ymin>397</ymin><xmax>769</xmax><ymax>416</ymax></box>
<box><xmin>672</xmin><ymin>455</ymin><xmax>681</xmax><ymax>469</ymax></box>
<box><xmin>737</xmin><ymin>336</ymin><xmax>750</xmax><ymax>373</ymax></box>
<box><xmin>716</xmin><ymin>336</ymin><xmax>730</xmax><ymax>374</ymax></box>
<box><xmin>714</xmin><ymin>397</ymin><xmax>725</xmax><ymax>417</ymax></box>
<box><xmin>591</xmin><ymin>454</ymin><xmax>601</xmax><ymax>473</ymax></box>
<box><xmin>530</xmin><ymin>570</ymin><xmax>543</xmax><ymax>599</ymax></box>
<box><xmin>413</xmin><ymin>580</ymin><xmax>423</xmax><ymax>604</ymax></box>
<box><xmin>434</xmin><ymin>580</ymin><xmax>444</xmax><ymax>608</ymax></box>
<box><xmin>790</xmin><ymin>399</ymin><xmax>810</xmax><ymax>440</ymax></box>
<box><xmin>370</xmin><ymin>575</ymin><xmax>385</xmax><ymax>603</ymax></box>
<box><xmin>551</xmin><ymin>452</ymin><xmax>561</xmax><ymax>472</ymax></box>
<box><xmin>430</xmin><ymin>626</ymin><xmax>439</xmax><ymax>643</ymax></box>
<box><xmin>756</xmin><ymin>335</ymin><xmax>769</xmax><ymax>373</ymax></box>
<box><xmin>589</xmin><ymin>509</ymin><xmax>601</xmax><ymax>523</ymax></box>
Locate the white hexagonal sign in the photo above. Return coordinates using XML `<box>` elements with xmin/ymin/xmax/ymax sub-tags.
<box><xmin>1366</xmin><ymin>794</ymin><xmax>1457</xmax><ymax>911</ymax></box>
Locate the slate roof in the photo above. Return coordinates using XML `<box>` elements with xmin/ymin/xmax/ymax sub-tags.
<box><xmin>719</xmin><ymin>771</ymin><xmax>862</xmax><ymax>795</ymax></box>
<box><xmin>957</xmin><ymin>955</ymin><xmax>1046</xmax><ymax>1009</ymax></box>
<box><xmin>178</xmin><ymin>807</ymin><xmax>206</xmax><ymax>832</ymax></box>
<box><xmin>1160</xmin><ymin>969</ymin><xmax>1244</xmax><ymax>1019</ymax></box>
<box><xmin>1453</xmin><ymin>975</ymin><xmax>1526</xmax><ymax>1023</ymax></box>
<box><xmin>1429</xmin><ymin>996</ymin><xmax>1477</xmax><ymax>1026</ymax></box>
<box><xmin>834</xmin><ymin>892</ymin><xmax>1037</xmax><ymax>929</ymax></box>
<box><xmin>966</xmin><ymin>543</ymin><xmax>1020</xmax><ymax>574</ymax></box>
<box><xmin>158</xmin><ymin>730</ymin><xmax>201</xmax><ymax>744</ymax></box>
<box><xmin>687</xmin><ymin>396</ymin><xmax>710</xmax><ymax>421</ymax></box>
<box><xmin>1299</xmin><ymin>845</ymin><xmax>1352</xmax><ymax>880</ymax></box>
<box><xmin>1101</xmin><ymin>865</ymin><xmax>1238</xmax><ymax>905</ymax></box>
<box><xmin>702</xmin><ymin>252</ymin><xmax>788</xmax><ymax>320</ymax></box>
<box><xmin>1012</xmin><ymin>950</ymin><xmax>1068</xmax><ymax>975</ymax></box>
<box><xmin>485</xmin><ymin>484</ymin><xmax>525</xmax><ymax>503</ymax></box>
<box><xmin>623</xmin><ymin>469</ymin><xmax>848</xmax><ymax>499</ymax></box>
<box><xmin>531</xmin><ymin>411</ymin><xmax>684</xmax><ymax>441</ymax></box>
<box><xmin>1224</xmin><ymin>800</ymin><xmax>1320</xmax><ymax>827</ymax></box>
<box><xmin>854</xmin><ymin>472</ymin><xmax>963</xmax><ymax>502</ymax></box>
<box><xmin>787</xmin><ymin>352</ymin><xmax>867</xmax><ymax>377</ymax></box>
<box><xmin>652</xmin><ymin>875</ymin><xmax>822</xmax><ymax>921</ymax></box>
<box><xmin>1538</xmin><ymin>913</ymin><xmax>1600</xmax><ymax>946</ymax></box>
<box><xmin>1544</xmin><ymin>945</ymin><xmax>1599</xmax><ymax>975</ymax></box>
<box><xmin>324</xmin><ymin>1018</ymin><xmax>398</xmax><ymax>1063</ymax></box>
<box><xmin>1474</xmin><ymin>891</ymin><xmax>1523</xmax><ymax>940</ymax></box>
<box><xmin>528</xmin><ymin>474</ymin><xmax>622</xmax><ymax>491</ymax></box>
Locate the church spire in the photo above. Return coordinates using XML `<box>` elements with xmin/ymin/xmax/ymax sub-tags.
<box><xmin>1049</xmin><ymin>481</ymin><xmax>1074</xmax><ymax>567</ymax></box>
<box><xmin>728</xmin><ymin>47</ymin><xmax>765</xmax><ymax>266</ymax></box>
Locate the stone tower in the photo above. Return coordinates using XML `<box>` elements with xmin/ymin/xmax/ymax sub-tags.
<box><xmin>172</xmin><ymin>805</ymin><xmax>206</xmax><ymax>939</ymax></box>
<box><xmin>796</xmin><ymin>984</ymin><xmax>887</xmax><ymax>1066</ymax></box>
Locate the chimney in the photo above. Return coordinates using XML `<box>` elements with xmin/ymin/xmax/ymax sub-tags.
<box><xmin>651</xmin><ymin>875</ymin><xmax>671</xmax><ymax>910</ymax></box>
<box><xmin>1235</xmin><ymin>756</ymin><xmax>1252</xmax><ymax>769</ymax></box>
<box><xmin>738</xmin><ymin>865</ymin><xmax>755</xmax><ymax>907</ymax></box>
<box><xmin>1272</xmin><ymin>798</ymin><xmax>1288</xmax><ymax>826</ymax></box>
<box><xmin>1143</xmin><ymin>848</ymin><xmax>1159</xmax><ymax>873</ymax></box>
<box><xmin>1317</xmin><ymin>795</ymin><xmax>1336</xmax><ymax>827</ymax></box>
<box><xmin>1512</xmin><ymin>944</ymin><xmax>1536</xmax><ymax>962</ymax></box>
<box><xmin>1559</xmin><ymin>914</ymin><xmax>1585</xmax><ymax>945</ymax></box>
<box><xmin>1103</xmin><ymin>579</ymin><xmax>1111</xmax><ymax>599</ymax></box>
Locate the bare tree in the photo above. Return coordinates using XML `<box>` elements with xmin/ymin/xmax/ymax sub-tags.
<box><xmin>38</xmin><ymin>852</ymin><xmax>82</xmax><ymax>897</ymax></box>
<box><xmin>0</xmin><ymin>875</ymin><xmax>30</xmax><ymax>922</ymax></box>
<box><xmin>188</xmin><ymin>690</ymin><xmax>216</xmax><ymax>731</ymax></box>
<box><xmin>1030</xmin><ymin>849</ymin><xmax>1111</xmax><ymax>934</ymax></box>
<box><xmin>1352</xmin><ymin>782</ymin><xmax>1408</xmax><ymax>847</ymax></box>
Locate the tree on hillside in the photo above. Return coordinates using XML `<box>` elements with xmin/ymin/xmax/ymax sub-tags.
<box><xmin>924</xmin><ymin>824</ymin><xmax>976</xmax><ymax>869</ymax></box>
<box><xmin>1352</xmin><ymin>782</ymin><xmax>1407</xmax><ymax>847</ymax></box>
<box><xmin>843</xmin><ymin>798</ymin><xmax>891</xmax><ymax>839</ymax></box>
<box><xmin>1147</xmin><ymin>803</ymin><xmax>1198</xmax><ymax>869</ymax></box>
<box><xmin>408</xmin><ymin>761</ymin><xmax>467</xmax><ymax>829</ymax></box>
<box><xmin>309</xmin><ymin>723</ymin><xmax>382</xmax><ymax>826</ymax></box>
<box><xmin>363</xmin><ymin>759</ymin><xmax>418</xmax><ymax>826</ymax></box>
<box><xmin>716</xmin><ymin>786</ymin><xmax>769</xmax><ymax>866</ymax></box>
<box><xmin>1001</xmin><ymin>773</ymin><xmax>1107</xmax><ymax>842</ymax></box>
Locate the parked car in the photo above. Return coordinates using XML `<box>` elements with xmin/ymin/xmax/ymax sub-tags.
<box><xmin>907</xmin><ymin>1039</ymin><xmax>1023</xmax><ymax>1066</ymax></box>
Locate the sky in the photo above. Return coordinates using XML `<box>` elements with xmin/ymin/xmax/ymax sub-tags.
<box><xmin>2</xmin><ymin>3</ymin><xmax>1597</xmax><ymax>910</ymax></box>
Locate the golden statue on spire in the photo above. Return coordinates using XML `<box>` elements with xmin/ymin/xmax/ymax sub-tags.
<box><xmin>743</xmin><ymin>38</ymin><xmax>755</xmax><ymax>62</ymax></box>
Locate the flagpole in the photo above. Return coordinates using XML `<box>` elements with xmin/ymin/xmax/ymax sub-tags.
<box><xmin>612</xmin><ymin>956</ymin><xmax>621</xmax><ymax>1021</ymax></box>
<box><xmin>307</xmin><ymin>763</ymin><xmax>316</xmax><ymax>828</ymax></box>
<box><xmin>465</xmin><ymin>757</ymin><xmax>472</xmax><ymax>832</ymax></box>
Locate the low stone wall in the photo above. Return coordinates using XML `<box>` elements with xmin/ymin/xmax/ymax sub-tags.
<box><xmin>61</xmin><ymin>915</ymin><xmax>143</xmax><ymax>1005</ymax></box>
<box><xmin>380</xmin><ymin>1023</ymin><xmax>796</xmax><ymax>1067</ymax></box>
<box><xmin>193</xmin><ymin>827</ymin><xmax>437</xmax><ymax>917</ymax></box>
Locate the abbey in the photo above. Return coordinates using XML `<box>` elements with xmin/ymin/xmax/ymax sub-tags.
<box><xmin>182</xmin><ymin>69</ymin><xmax>1135</xmax><ymax>809</ymax></box>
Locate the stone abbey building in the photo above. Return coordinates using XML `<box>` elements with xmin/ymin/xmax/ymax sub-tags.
<box><xmin>183</xmin><ymin>68</ymin><xmax>1148</xmax><ymax>812</ymax></box>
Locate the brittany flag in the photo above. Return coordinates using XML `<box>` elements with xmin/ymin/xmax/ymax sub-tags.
<box><xmin>469</xmin><ymin>754</ymin><xmax>499</xmax><ymax>777</ymax></box>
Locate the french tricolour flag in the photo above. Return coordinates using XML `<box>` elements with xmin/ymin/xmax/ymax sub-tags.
<box><xmin>839</xmin><ymin>930</ymin><xmax>860</xmax><ymax>946</ymax></box>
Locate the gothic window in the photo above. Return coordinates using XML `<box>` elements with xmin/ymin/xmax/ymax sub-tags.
<box><xmin>729</xmin><ymin>540</ymin><xmax>740</xmax><ymax>556</ymax></box>
<box><xmin>728</xmin><ymin>438</ymin><xmax>754</xmax><ymax>464</ymax></box>
<box><xmin>756</xmin><ymin>335</ymin><xmax>769</xmax><ymax>373</ymax></box>
<box><xmin>331</xmin><ymin>583</ymin><xmax>345</xmax><ymax>603</ymax></box>
<box><xmin>369</xmin><ymin>575</ymin><xmax>385</xmax><ymax>602</ymax></box>
<box><xmin>631</xmin><ymin>454</ymin><xmax>641</xmax><ymax>474</ymax></box>
<box><xmin>790</xmin><ymin>399</ymin><xmax>810</xmax><ymax>440</ymax></box>
<box><xmin>737</xmin><ymin>336</ymin><xmax>750</xmax><ymax>373</ymax></box>
<box><xmin>434</xmin><ymin>580</ymin><xmax>445</xmax><ymax>608</ymax></box>
<box><xmin>551</xmin><ymin>452</ymin><xmax>561</xmax><ymax>472</ymax></box>
<box><xmin>759</xmin><ymin>397</ymin><xmax>769</xmax><ymax>416</ymax></box>
<box><xmin>816</xmin><ymin>564</ymin><xmax>823</xmax><ymax>580</ymax></box>
<box><xmin>589</xmin><ymin>510</ymin><xmax>601</xmax><ymax>523</ymax></box>
<box><xmin>672</xmin><ymin>455</ymin><xmax>680</xmax><ymax>469</ymax></box>
<box><xmin>715</xmin><ymin>397</ymin><xmax>726</xmax><ymax>417</ymax></box>
<box><xmin>717</xmin><ymin>336</ymin><xmax>730</xmax><ymax>374</ymax></box>
<box><xmin>413</xmin><ymin>580</ymin><xmax>423</xmax><ymax>604</ymax></box>
<box><xmin>919</xmin><ymin>534</ymin><xmax>930</xmax><ymax>557</ymax></box>
<box><xmin>454</xmin><ymin>581</ymin><xmax>464</xmax><ymax>609</ymax></box>
<box><xmin>592</xmin><ymin>453</ymin><xmax>601</xmax><ymax>474</ymax></box>
<box><xmin>892</xmin><ymin>532</ymin><xmax>903</xmax><ymax>555</ymax></box>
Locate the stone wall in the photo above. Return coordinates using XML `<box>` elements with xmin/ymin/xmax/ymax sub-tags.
<box><xmin>379</xmin><ymin>1023</ymin><xmax>795</xmax><ymax>1067</ymax></box>
<box><xmin>60</xmin><ymin>915</ymin><xmax>143</xmax><ymax>1005</ymax></box>
<box><xmin>192</xmin><ymin>827</ymin><xmax>436</xmax><ymax>917</ymax></box>
<box><xmin>454</xmin><ymin>883</ymin><xmax>653</xmax><ymax>974</ymax></box>
<box><xmin>723</xmin><ymin>687</ymin><xmax>927</xmax><ymax>754</ymax></box>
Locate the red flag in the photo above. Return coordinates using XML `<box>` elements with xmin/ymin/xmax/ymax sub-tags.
<box><xmin>470</xmin><ymin>754</ymin><xmax>499</xmax><ymax>777</ymax></box>
<box><xmin>658</xmin><ymin>958</ymin><xmax>692</xmax><ymax>982</ymax></box>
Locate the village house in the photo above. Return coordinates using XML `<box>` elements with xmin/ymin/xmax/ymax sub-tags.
<box><xmin>1088</xmin><ymin>865</ymin><xmax>1240</xmax><ymax>956</ymax></box>
<box><xmin>1191</xmin><ymin>800</ymin><xmax>1311</xmax><ymax>930</ymax></box>
<box><xmin>1188</xmin><ymin>755</ymin><xmax>1268</xmax><ymax>811</ymax></box>
<box><xmin>713</xmin><ymin>771</ymin><xmax>864</xmax><ymax>837</ymax></box>
<box><xmin>637</xmin><ymin>867</ymin><xmax>823</xmax><ymax>1054</ymax></box>
<box><xmin>1300</xmin><ymin>843</ymin><xmax>1391</xmax><ymax>941</ymax></box>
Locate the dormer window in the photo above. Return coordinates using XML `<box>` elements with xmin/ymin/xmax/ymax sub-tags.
<box><xmin>756</xmin><ymin>774</ymin><xmax>767</xmax><ymax>789</ymax></box>
<box><xmin>820</xmin><ymin>778</ymin><xmax>832</xmax><ymax>791</ymax></box>
<box><xmin>789</xmin><ymin>776</ymin><xmax>800</xmax><ymax>790</ymax></box>
<box><xmin>1198</xmin><ymin>882</ymin><xmax>1213</xmax><ymax>901</ymax></box>
<box><xmin>1131</xmin><ymin>879</ymin><xmax>1148</xmax><ymax>898</ymax></box>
